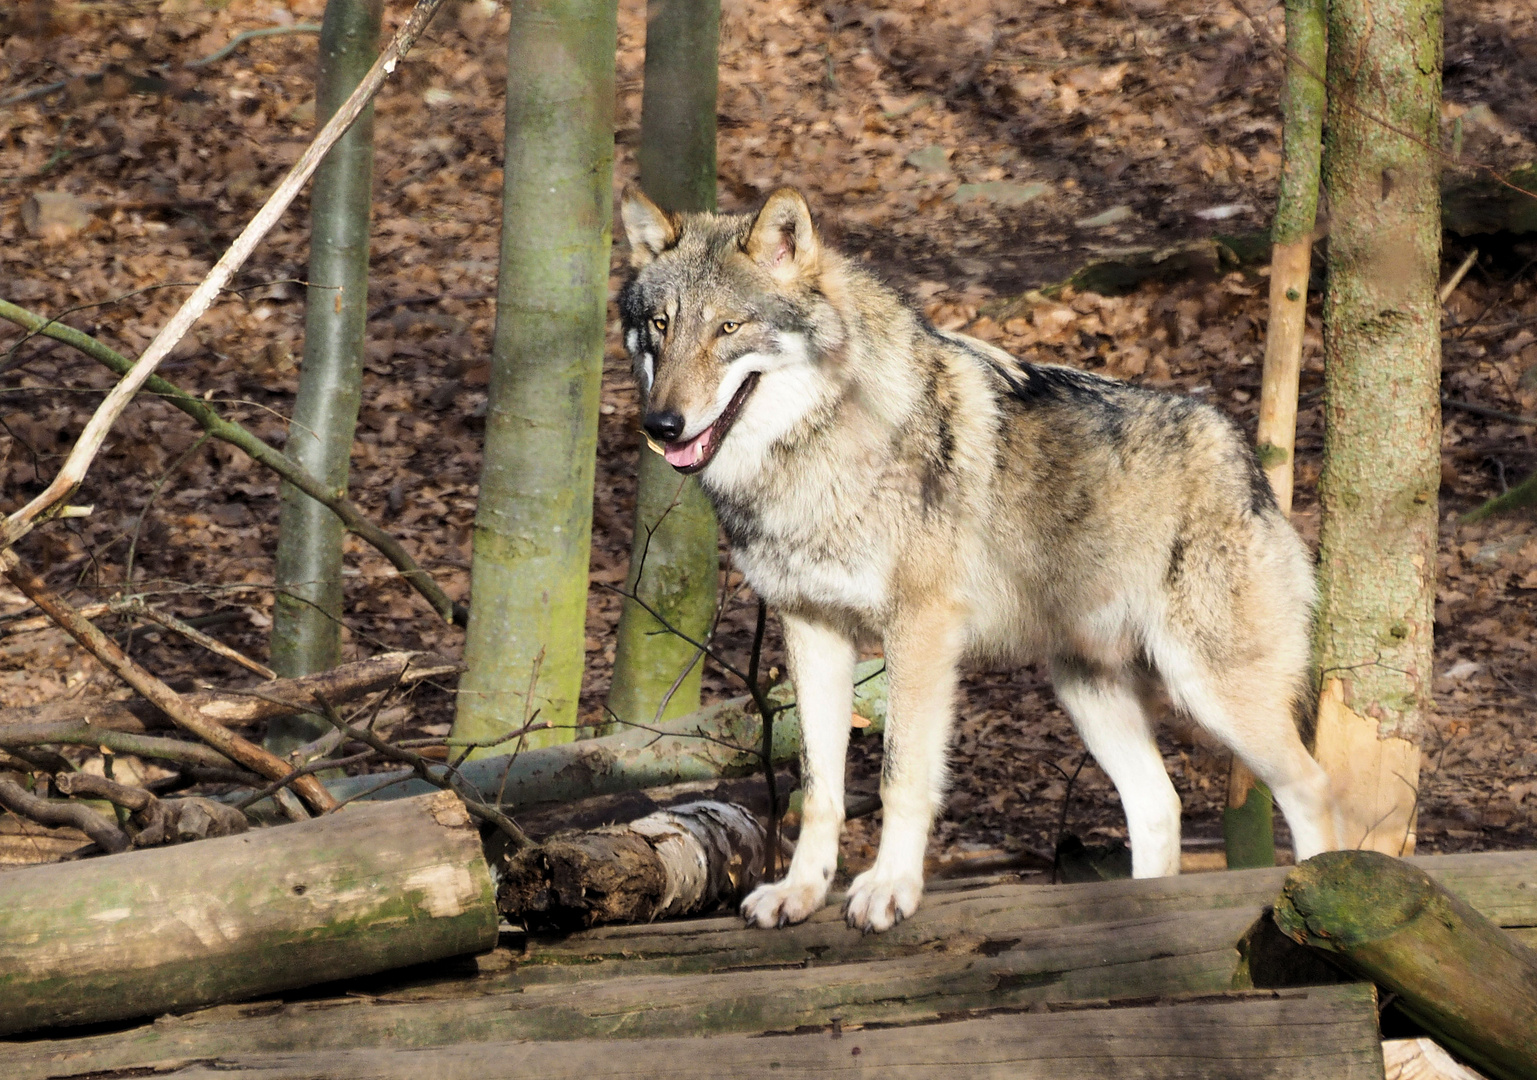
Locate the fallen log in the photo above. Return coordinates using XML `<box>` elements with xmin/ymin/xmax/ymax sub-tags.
<box><xmin>7</xmin><ymin>851</ymin><xmax>1531</xmax><ymax>1077</ymax></box>
<box><xmin>1273</xmin><ymin>850</ymin><xmax>1537</xmax><ymax>1080</ymax></box>
<box><xmin>0</xmin><ymin>650</ymin><xmax>459</xmax><ymax>734</ymax></box>
<box><xmin>40</xmin><ymin>984</ymin><xmax>1386</xmax><ymax>1080</ymax></box>
<box><xmin>325</xmin><ymin>659</ymin><xmax>889</xmax><ymax>808</ymax></box>
<box><xmin>498</xmin><ymin>800</ymin><xmax>770</xmax><ymax>929</ymax></box>
<box><xmin>0</xmin><ymin>790</ymin><xmax>496</xmax><ymax>1037</ymax></box>
<box><xmin>511</xmin><ymin>770</ymin><xmax>793</xmax><ymax>840</ymax></box>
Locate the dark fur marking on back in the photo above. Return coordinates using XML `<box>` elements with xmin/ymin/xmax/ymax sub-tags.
<box><xmin>1244</xmin><ymin>449</ymin><xmax>1279</xmax><ymax>516</ymax></box>
<box><xmin>1166</xmin><ymin>535</ymin><xmax>1186</xmax><ymax>587</ymax></box>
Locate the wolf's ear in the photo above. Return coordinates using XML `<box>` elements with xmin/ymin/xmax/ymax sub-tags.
<box><xmin>621</xmin><ymin>187</ymin><xmax>679</xmax><ymax>268</ymax></box>
<box><xmin>745</xmin><ymin>188</ymin><xmax>819</xmax><ymax>283</ymax></box>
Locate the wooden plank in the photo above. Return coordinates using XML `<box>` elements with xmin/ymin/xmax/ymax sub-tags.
<box><xmin>3</xmin><ymin>905</ymin><xmax>1276</xmax><ymax>1078</ymax></box>
<box><xmin>66</xmin><ymin>985</ymin><xmax>1388</xmax><ymax>1080</ymax></box>
<box><xmin>522</xmin><ymin>851</ymin><xmax>1537</xmax><ymax>974</ymax></box>
<box><xmin>9</xmin><ymin>850</ymin><xmax>1532</xmax><ymax>1077</ymax></box>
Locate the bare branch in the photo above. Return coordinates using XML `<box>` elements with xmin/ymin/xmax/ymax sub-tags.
<box><xmin>0</xmin><ymin>551</ymin><xmax>336</xmax><ymax>814</ymax></box>
<box><xmin>0</xmin><ymin>0</ymin><xmax>451</xmax><ymax>548</ymax></box>
<box><xmin>0</xmin><ymin>298</ymin><xmax>465</xmax><ymax>625</ymax></box>
<box><xmin>0</xmin><ymin>778</ymin><xmax>129</xmax><ymax>853</ymax></box>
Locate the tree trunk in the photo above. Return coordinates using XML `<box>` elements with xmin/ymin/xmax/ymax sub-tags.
<box><xmin>1274</xmin><ymin>850</ymin><xmax>1537</xmax><ymax>1080</ymax></box>
<box><xmin>270</xmin><ymin>0</ymin><xmax>383</xmax><ymax>752</ymax></box>
<box><xmin>0</xmin><ymin>791</ymin><xmax>496</xmax><ymax>1037</ymax></box>
<box><xmin>453</xmin><ymin>0</ymin><xmax>618</xmax><ymax>753</ymax></box>
<box><xmin>333</xmin><ymin>660</ymin><xmax>888</xmax><ymax>808</ymax></box>
<box><xmin>1312</xmin><ymin>0</ymin><xmax>1442</xmax><ymax>856</ymax></box>
<box><xmin>12</xmin><ymin>985</ymin><xmax>1384</xmax><ymax>1080</ymax></box>
<box><xmin>606</xmin><ymin>0</ymin><xmax>722</xmax><ymax>730</ymax></box>
<box><xmin>1225</xmin><ymin>0</ymin><xmax>1328</xmax><ymax>870</ymax></box>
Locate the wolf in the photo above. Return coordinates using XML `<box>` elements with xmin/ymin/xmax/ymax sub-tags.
<box><xmin>617</xmin><ymin>186</ymin><xmax>1340</xmax><ymax>933</ymax></box>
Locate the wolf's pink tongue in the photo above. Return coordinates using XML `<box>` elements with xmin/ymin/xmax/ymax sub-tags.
<box><xmin>664</xmin><ymin>425</ymin><xmax>712</xmax><ymax>468</ymax></box>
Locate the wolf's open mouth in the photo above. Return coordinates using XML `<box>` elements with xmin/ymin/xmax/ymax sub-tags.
<box><xmin>663</xmin><ymin>373</ymin><xmax>761</xmax><ymax>474</ymax></box>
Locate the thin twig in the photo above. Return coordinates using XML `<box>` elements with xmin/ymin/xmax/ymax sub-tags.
<box><xmin>231</xmin><ymin>750</ymin><xmax>375</xmax><ymax>811</ymax></box>
<box><xmin>125</xmin><ymin>434</ymin><xmax>210</xmax><ymax>587</ymax></box>
<box><xmin>1</xmin><ymin>0</ymin><xmax>450</xmax><ymax>547</ymax></box>
<box><xmin>1439</xmin><ymin>249</ymin><xmax>1480</xmax><ymax>305</ymax></box>
<box><xmin>120</xmin><ymin>597</ymin><xmax>276</xmax><ymax>680</ymax></box>
<box><xmin>1442</xmin><ymin>397</ymin><xmax>1537</xmax><ymax>427</ymax></box>
<box><xmin>308</xmin><ymin>694</ymin><xmax>533</xmax><ymax>850</ymax></box>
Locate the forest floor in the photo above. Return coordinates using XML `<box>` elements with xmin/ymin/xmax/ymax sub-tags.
<box><xmin>1</xmin><ymin>0</ymin><xmax>1535</xmax><ymax>880</ymax></box>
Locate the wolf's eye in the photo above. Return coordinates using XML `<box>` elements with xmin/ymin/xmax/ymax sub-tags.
<box><xmin>720</xmin><ymin>321</ymin><xmax>741</xmax><ymax>335</ymax></box>
<box><xmin>651</xmin><ymin>315</ymin><xmax>668</xmax><ymax>334</ymax></box>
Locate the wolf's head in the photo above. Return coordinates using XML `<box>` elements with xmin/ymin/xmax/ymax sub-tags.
<box><xmin>617</xmin><ymin>187</ymin><xmax>846</xmax><ymax>477</ymax></box>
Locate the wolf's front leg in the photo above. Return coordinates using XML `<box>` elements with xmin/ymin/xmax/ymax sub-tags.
<box><xmin>740</xmin><ymin>615</ymin><xmax>856</xmax><ymax>929</ymax></box>
<box><xmin>844</xmin><ymin>602</ymin><xmax>965</xmax><ymax>933</ymax></box>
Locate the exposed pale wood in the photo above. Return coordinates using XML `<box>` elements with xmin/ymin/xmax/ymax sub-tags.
<box><xmin>1384</xmin><ymin>1038</ymin><xmax>1492</xmax><ymax>1080</ymax></box>
<box><xmin>40</xmin><ymin>985</ymin><xmax>1387</xmax><ymax>1080</ymax></box>
<box><xmin>1275</xmin><ymin>851</ymin><xmax>1537</xmax><ymax>1080</ymax></box>
<box><xmin>0</xmin><ymin>791</ymin><xmax>497</xmax><ymax>1037</ymax></box>
<box><xmin>1314</xmin><ymin>678</ymin><xmax>1421</xmax><ymax>855</ymax></box>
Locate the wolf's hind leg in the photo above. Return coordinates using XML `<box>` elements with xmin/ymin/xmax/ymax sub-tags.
<box><xmin>844</xmin><ymin>602</ymin><xmax>967</xmax><ymax>933</ymax></box>
<box><xmin>1051</xmin><ymin>660</ymin><xmax>1183</xmax><ymax>878</ymax></box>
<box><xmin>740</xmin><ymin>616</ymin><xmax>856</xmax><ymax>929</ymax></box>
<box><xmin>1155</xmin><ymin>646</ymin><xmax>1339</xmax><ymax>861</ymax></box>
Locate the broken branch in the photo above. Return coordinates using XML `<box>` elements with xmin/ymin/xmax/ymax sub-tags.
<box><xmin>0</xmin><ymin>298</ymin><xmax>464</xmax><ymax>625</ymax></box>
<box><xmin>0</xmin><ymin>0</ymin><xmax>450</xmax><ymax>548</ymax></box>
<box><xmin>0</xmin><ymin>777</ymin><xmax>129</xmax><ymax>853</ymax></box>
<box><xmin>0</xmin><ymin>551</ymin><xmax>336</xmax><ymax>814</ymax></box>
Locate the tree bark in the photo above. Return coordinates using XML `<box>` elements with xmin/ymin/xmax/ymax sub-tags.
<box><xmin>453</xmin><ymin>0</ymin><xmax>619</xmax><ymax>753</ymax></box>
<box><xmin>1274</xmin><ymin>850</ymin><xmax>1537</xmax><ymax>1080</ymax></box>
<box><xmin>333</xmin><ymin>660</ymin><xmax>888</xmax><ymax>808</ymax></box>
<box><xmin>1225</xmin><ymin>0</ymin><xmax>1329</xmax><ymax>870</ymax></box>
<box><xmin>0</xmin><ymin>791</ymin><xmax>496</xmax><ymax>1038</ymax></box>
<box><xmin>1312</xmin><ymin>0</ymin><xmax>1442</xmax><ymax>856</ymax></box>
<box><xmin>606</xmin><ymin>0</ymin><xmax>721</xmax><ymax>731</ymax></box>
<box><xmin>270</xmin><ymin>0</ymin><xmax>384</xmax><ymax>750</ymax></box>
<box><xmin>498</xmin><ymin>800</ymin><xmax>767</xmax><ymax>929</ymax></box>
<box><xmin>12</xmin><ymin>985</ymin><xmax>1384</xmax><ymax>1080</ymax></box>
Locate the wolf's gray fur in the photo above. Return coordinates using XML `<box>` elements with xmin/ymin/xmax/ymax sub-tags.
<box><xmin>619</xmin><ymin>187</ymin><xmax>1340</xmax><ymax>932</ymax></box>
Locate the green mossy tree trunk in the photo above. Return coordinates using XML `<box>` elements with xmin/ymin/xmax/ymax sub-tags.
<box><xmin>1224</xmin><ymin>0</ymin><xmax>1327</xmax><ymax>870</ymax></box>
<box><xmin>606</xmin><ymin>0</ymin><xmax>722</xmax><ymax>731</ymax></box>
<box><xmin>269</xmin><ymin>0</ymin><xmax>383</xmax><ymax>751</ymax></box>
<box><xmin>453</xmin><ymin>0</ymin><xmax>618</xmax><ymax>752</ymax></box>
<box><xmin>1313</xmin><ymin>0</ymin><xmax>1442</xmax><ymax>854</ymax></box>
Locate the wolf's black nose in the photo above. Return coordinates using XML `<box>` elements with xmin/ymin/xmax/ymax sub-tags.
<box><xmin>643</xmin><ymin>410</ymin><xmax>685</xmax><ymax>443</ymax></box>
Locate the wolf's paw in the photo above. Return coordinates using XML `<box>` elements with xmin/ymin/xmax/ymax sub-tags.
<box><xmin>740</xmin><ymin>877</ymin><xmax>828</xmax><ymax>929</ymax></box>
<box><xmin>843</xmin><ymin>866</ymin><xmax>923</xmax><ymax>933</ymax></box>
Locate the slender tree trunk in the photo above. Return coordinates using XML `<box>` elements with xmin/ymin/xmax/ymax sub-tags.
<box><xmin>1224</xmin><ymin>0</ymin><xmax>1327</xmax><ymax>870</ymax></box>
<box><xmin>1313</xmin><ymin>0</ymin><xmax>1442</xmax><ymax>856</ymax></box>
<box><xmin>453</xmin><ymin>0</ymin><xmax>618</xmax><ymax>752</ymax></box>
<box><xmin>269</xmin><ymin>0</ymin><xmax>383</xmax><ymax>749</ymax></box>
<box><xmin>606</xmin><ymin>0</ymin><xmax>722</xmax><ymax>730</ymax></box>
